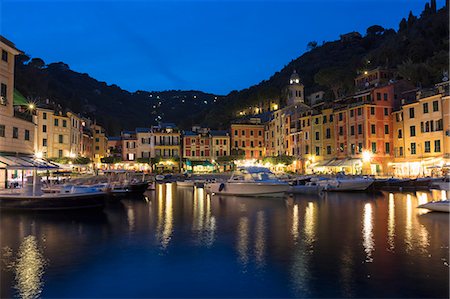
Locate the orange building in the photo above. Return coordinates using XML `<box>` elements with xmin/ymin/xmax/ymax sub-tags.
<box><xmin>231</xmin><ymin>120</ymin><xmax>265</xmax><ymax>160</ymax></box>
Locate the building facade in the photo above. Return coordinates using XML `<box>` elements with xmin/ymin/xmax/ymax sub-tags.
<box><xmin>231</xmin><ymin>120</ymin><xmax>265</xmax><ymax>160</ymax></box>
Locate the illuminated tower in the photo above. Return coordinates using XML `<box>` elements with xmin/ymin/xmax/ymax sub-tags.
<box><xmin>287</xmin><ymin>70</ymin><xmax>304</xmax><ymax>106</ymax></box>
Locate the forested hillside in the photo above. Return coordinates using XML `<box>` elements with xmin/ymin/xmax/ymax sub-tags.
<box><xmin>14</xmin><ymin>0</ymin><xmax>448</xmax><ymax>134</ymax></box>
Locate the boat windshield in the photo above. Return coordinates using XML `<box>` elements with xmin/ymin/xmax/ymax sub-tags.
<box><xmin>230</xmin><ymin>167</ymin><xmax>278</xmax><ymax>182</ymax></box>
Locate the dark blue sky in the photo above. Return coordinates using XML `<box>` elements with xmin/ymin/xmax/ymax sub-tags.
<box><xmin>1</xmin><ymin>0</ymin><xmax>439</xmax><ymax>95</ymax></box>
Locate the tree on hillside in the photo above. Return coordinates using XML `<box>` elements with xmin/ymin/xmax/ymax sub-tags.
<box><xmin>399</xmin><ymin>18</ymin><xmax>407</xmax><ymax>31</ymax></box>
<box><xmin>29</xmin><ymin>58</ymin><xmax>45</xmax><ymax>69</ymax></box>
<box><xmin>314</xmin><ymin>67</ymin><xmax>353</xmax><ymax>99</ymax></box>
<box><xmin>366</xmin><ymin>25</ymin><xmax>385</xmax><ymax>36</ymax></box>
<box><xmin>307</xmin><ymin>41</ymin><xmax>318</xmax><ymax>51</ymax></box>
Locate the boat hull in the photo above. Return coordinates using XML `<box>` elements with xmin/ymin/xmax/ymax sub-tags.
<box><xmin>206</xmin><ymin>182</ymin><xmax>289</xmax><ymax>197</ymax></box>
<box><xmin>431</xmin><ymin>181</ymin><xmax>450</xmax><ymax>191</ymax></box>
<box><xmin>177</xmin><ymin>181</ymin><xmax>195</xmax><ymax>187</ymax></box>
<box><xmin>110</xmin><ymin>182</ymin><xmax>149</xmax><ymax>196</ymax></box>
<box><xmin>319</xmin><ymin>179</ymin><xmax>374</xmax><ymax>191</ymax></box>
<box><xmin>418</xmin><ymin>201</ymin><xmax>450</xmax><ymax>213</ymax></box>
<box><xmin>0</xmin><ymin>192</ymin><xmax>106</xmax><ymax>211</ymax></box>
<box><xmin>289</xmin><ymin>185</ymin><xmax>324</xmax><ymax>194</ymax></box>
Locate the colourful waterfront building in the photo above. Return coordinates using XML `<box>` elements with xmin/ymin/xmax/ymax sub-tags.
<box><xmin>0</xmin><ymin>36</ymin><xmax>36</xmax><ymax>188</ymax></box>
<box><xmin>92</xmin><ymin>123</ymin><xmax>108</xmax><ymax>163</ymax></box>
<box><xmin>210</xmin><ymin>130</ymin><xmax>230</xmax><ymax>160</ymax></box>
<box><xmin>392</xmin><ymin>82</ymin><xmax>450</xmax><ymax>177</ymax></box>
<box><xmin>231</xmin><ymin>118</ymin><xmax>265</xmax><ymax>160</ymax></box>
<box><xmin>121</xmin><ymin>130</ymin><xmax>137</xmax><ymax>161</ymax></box>
<box><xmin>34</xmin><ymin>106</ymin><xmax>84</xmax><ymax>159</ymax></box>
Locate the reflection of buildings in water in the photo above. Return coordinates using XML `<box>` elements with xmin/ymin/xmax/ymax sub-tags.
<box><xmin>416</xmin><ymin>192</ymin><xmax>429</xmax><ymax>216</ymax></box>
<box><xmin>405</xmin><ymin>194</ymin><xmax>413</xmax><ymax>251</ymax></box>
<box><xmin>388</xmin><ymin>193</ymin><xmax>395</xmax><ymax>251</ymax></box>
<box><xmin>14</xmin><ymin>235</ymin><xmax>46</xmax><ymax>299</ymax></box>
<box><xmin>404</xmin><ymin>193</ymin><xmax>430</xmax><ymax>253</ymax></box>
<box><xmin>362</xmin><ymin>203</ymin><xmax>374</xmax><ymax>263</ymax></box>
<box><xmin>156</xmin><ymin>183</ymin><xmax>174</xmax><ymax>249</ymax></box>
<box><xmin>126</xmin><ymin>207</ymin><xmax>135</xmax><ymax>231</ymax></box>
<box><xmin>254</xmin><ymin>211</ymin><xmax>266</xmax><ymax>268</ymax></box>
<box><xmin>339</xmin><ymin>247</ymin><xmax>355</xmax><ymax>298</ymax></box>
<box><xmin>192</xmin><ymin>188</ymin><xmax>216</xmax><ymax>247</ymax></box>
<box><xmin>304</xmin><ymin>202</ymin><xmax>316</xmax><ymax>246</ymax></box>
<box><xmin>290</xmin><ymin>201</ymin><xmax>317</xmax><ymax>296</ymax></box>
<box><xmin>237</xmin><ymin>216</ymin><xmax>250</xmax><ymax>269</ymax></box>
<box><xmin>291</xmin><ymin>204</ymin><xmax>299</xmax><ymax>242</ymax></box>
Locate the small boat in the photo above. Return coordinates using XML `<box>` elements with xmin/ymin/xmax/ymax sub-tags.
<box><xmin>109</xmin><ymin>181</ymin><xmax>149</xmax><ymax>196</ymax></box>
<box><xmin>205</xmin><ymin>167</ymin><xmax>289</xmax><ymax>197</ymax></box>
<box><xmin>417</xmin><ymin>200</ymin><xmax>450</xmax><ymax>213</ymax></box>
<box><xmin>430</xmin><ymin>177</ymin><xmax>450</xmax><ymax>191</ymax></box>
<box><xmin>289</xmin><ymin>182</ymin><xmax>324</xmax><ymax>194</ymax></box>
<box><xmin>177</xmin><ymin>180</ymin><xmax>195</xmax><ymax>187</ymax></box>
<box><xmin>371</xmin><ymin>178</ymin><xmax>412</xmax><ymax>190</ymax></box>
<box><xmin>315</xmin><ymin>177</ymin><xmax>374</xmax><ymax>192</ymax></box>
<box><xmin>0</xmin><ymin>176</ymin><xmax>106</xmax><ymax>211</ymax></box>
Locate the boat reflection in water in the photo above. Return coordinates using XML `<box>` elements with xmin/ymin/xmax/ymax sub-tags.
<box><xmin>0</xmin><ymin>189</ymin><xmax>448</xmax><ymax>298</ymax></box>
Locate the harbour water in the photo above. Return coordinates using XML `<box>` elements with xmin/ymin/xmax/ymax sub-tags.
<box><xmin>1</xmin><ymin>185</ymin><xmax>449</xmax><ymax>298</ymax></box>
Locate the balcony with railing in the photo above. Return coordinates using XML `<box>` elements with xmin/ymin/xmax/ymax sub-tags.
<box><xmin>14</xmin><ymin>109</ymin><xmax>33</xmax><ymax>123</ymax></box>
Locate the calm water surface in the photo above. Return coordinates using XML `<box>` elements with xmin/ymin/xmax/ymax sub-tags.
<box><xmin>1</xmin><ymin>185</ymin><xmax>449</xmax><ymax>298</ymax></box>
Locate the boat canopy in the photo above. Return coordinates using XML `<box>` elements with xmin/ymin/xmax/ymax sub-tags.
<box><xmin>237</xmin><ymin>166</ymin><xmax>273</xmax><ymax>174</ymax></box>
<box><xmin>0</xmin><ymin>155</ymin><xmax>59</xmax><ymax>170</ymax></box>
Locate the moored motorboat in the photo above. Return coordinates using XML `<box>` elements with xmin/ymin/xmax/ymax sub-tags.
<box><xmin>177</xmin><ymin>180</ymin><xmax>195</xmax><ymax>187</ymax></box>
<box><xmin>0</xmin><ymin>176</ymin><xmax>106</xmax><ymax>211</ymax></box>
<box><xmin>205</xmin><ymin>167</ymin><xmax>289</xmax><ymax>197</ymax></box>
<box><xmin>430</xmin><ymin>177</ymin><xmax>450</xmax><ymax>191</ymax></box>
<box><xmin>315</xmin><ymin>177</ymin><xmax>374</xmax><ymax>192</ymax></box>
<box><xmin>417</xmin><ymin>200</ymin><xmax>450</xmax><ymax>213</ymax></box>
<box><xmin>289</xmin><ymin>182</ymin><xmax>324</xmax><ymax>194</ymax></box>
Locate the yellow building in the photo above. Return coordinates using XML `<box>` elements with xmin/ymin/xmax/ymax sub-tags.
<box><xmin>321</xmin><ymin>107</ymin><xmax>336</xmax><ymax>161</ymax></box>
<box><xmin>34</xmin><ymin>108</ymin><xmax>85</xmax><ymax>159</ymax></box>
<box><xmin>210</xmin><ymin>130</ymin><xmax>230</xmax><ymax>160</ymax></box>
<box><xmin>391</xmin><ymin>86</ymin><xmax>449</xmax><ymax>177</ymax></box>
<box><xmin>92</xmin><ymin>123</ymin><xmax>108</xmax><ymax>163</ymax></box>
<box><xmin>0</xmin><ymin>36</ymin><xmax>35</xmax><ymax>157</ymax></box>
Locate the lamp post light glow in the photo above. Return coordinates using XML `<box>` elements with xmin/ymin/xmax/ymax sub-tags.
<box><xmin>35</xmin><ymin>152</ymin><xmax>43</xmax><ymax>159</ymax></box>
<box><xmin>362</xmin><ymin>150</ymin><xmax>372</xmax><ymax>163</ymax></box>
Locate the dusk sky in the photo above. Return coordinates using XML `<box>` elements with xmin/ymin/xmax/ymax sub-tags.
<box><xmin>1</xmin><ymin>0</ymin><xmax>440</xmax><ymax>95</ymax></box>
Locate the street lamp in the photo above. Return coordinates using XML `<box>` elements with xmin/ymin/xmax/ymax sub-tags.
<box><xmin>362</xmin><ymin>150</ymin><xmax>372</xmax><ymax>163</ymax></box>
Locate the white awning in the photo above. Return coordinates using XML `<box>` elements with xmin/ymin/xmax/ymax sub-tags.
<box><xmin>0</xmin><ymin>155</ymin><xmax>59</xmax><ymax>170</ymax></box>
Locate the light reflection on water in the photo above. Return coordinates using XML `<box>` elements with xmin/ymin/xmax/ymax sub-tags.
<box><xmin>0</xmin><ymin>190</ymin><xmax>448</xmax><ymax>298</ymax></box>
<box><xmin>388</xmin><ymin>193</ymin><xmax>395</xmax><ymax>251</ymax></box>
<box><xmin>362</xmin><ymin>203</ymin><xmax>374</xmax><ymax>263</ymax></box>
<box><xmin>14</xmin><ymin>236</ymin><xmax>46</xmax><ymax>299</ymax></box>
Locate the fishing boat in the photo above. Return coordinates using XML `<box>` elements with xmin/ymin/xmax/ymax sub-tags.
<box><xmin>0</xmin><ymin>176</ymin><xmax>106</xmax><ymax>211</ymax></box>
<box><xmin>417</xmin><ymin>200</ymin><xmax>450</xmax><ymax>213</ymax></box>
<box><xmin>205</xmin><ymin>167</ymin><xmax>289</xmax><ymax>197</ymax></box>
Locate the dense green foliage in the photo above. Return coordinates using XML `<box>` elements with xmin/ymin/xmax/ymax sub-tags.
<box><xmin>262</xmin><ymin>155</ymin><xmax>295</xmax><ymax>166</ymax></box>
<box><xmin>48</xmin><ymin>156</ymin><xmax>91</xmax><ymax>165</ymax></box>
<box><xmin>202</xmin><ymin>2</ymin><xmax>449</xmax><ymax>128</ymax></box>
<box><xmin>15</xmin><ymin>60</ymin><xmax>222</xmax><ymax>135</ymax></box>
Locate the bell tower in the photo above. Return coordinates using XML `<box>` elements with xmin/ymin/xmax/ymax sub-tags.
<box><xmin>287</xmin><ymin>70</ymin><xmax>304</xmax><ymax>106</ymax></box>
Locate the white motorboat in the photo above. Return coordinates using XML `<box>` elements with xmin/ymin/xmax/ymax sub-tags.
<box><xmin>314</xmin><ymin>177</ymin><xmax>374</xmax><ymax>191</ymax></box>
<box><xmin>430</xmin><ymin>178</ymin><xmax>450</xmax><ymax>191</ymax></box>
<box><xmin>0</xmin><ymin>176</ymin><xmax>106</xmax><ymax>211</ymax></box>
<box><xmin>417</xmin><ymin>200</ymin><xmax>450</xmax><ymax>213</ymax></box>
<box><xmin>205</xmin><ymin>167</ymin><xmax>289</xmax><ymax>197</ymax></box>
